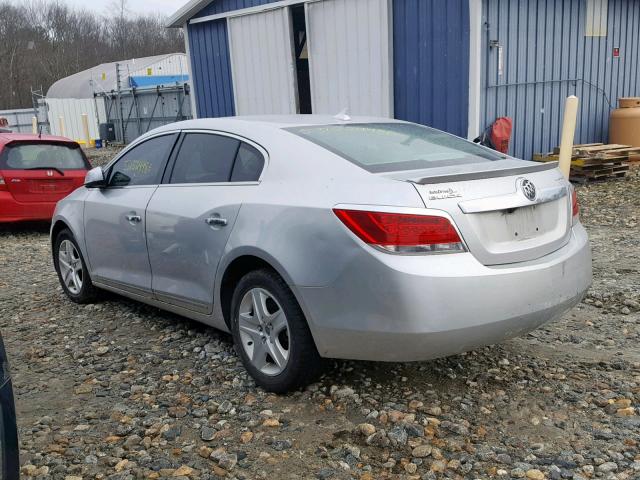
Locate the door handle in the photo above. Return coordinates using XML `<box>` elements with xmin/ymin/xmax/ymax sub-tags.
<box><xmin>205</xmin><ymin>217</ymin><xmax>228</xmax><ymax>227</ymax></box>
<box><xmin>125</xmin><ymin>214</ymin><xmax>142</xmax><ymax>223</ymax></box>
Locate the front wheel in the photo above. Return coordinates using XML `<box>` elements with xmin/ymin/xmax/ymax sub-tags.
<box><xmin>231</xmin><ymin>269</ymin><xmax>323</xmax><ymax>393</ymax></box>
<box><xmin>53</xmin><ymin>229</ymin><xmax>99</xmax><ymax>304</ymax></box>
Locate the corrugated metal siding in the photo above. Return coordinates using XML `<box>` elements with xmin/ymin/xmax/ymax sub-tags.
<box><xmin>0</xmin><ymin>109</ymin><xmax>35</xmax><ymax>133</ymax></box>
<box><xmin>228</xmin><ymin>8</ymin><xmax>298</xmax><ymax>114</ymax></box>
<box><xmin>129</xmin><ymin>54</ymin><xmax>189</xmax><ymax>77</ymax></box>
<box><xmin>482</xmin><ymin>0</ymin><xmax>640</xmax><ymax>160</ymax></box>
<box><xmin>306</xmin><ymin>0</ymin><xmax>393</xmax><ymax>116</ymax></box>
<box><xmin>393</xmin><ymin>0</ymin><xmax>470</xmax><ymax>137</ymax></box>
<box><xmin>46</xmin><ymin>98</ymin><xmax>106</xmax><ymax>141</ymax></box>
<box><xmin>188</xmin><ymin>20</ymin><xmax>235</xmax><ymax>117</ymax></box>
<box><xmin>100</xmin><ymin>87</ymin><xmax>192</xmax><ymax>144</ymax></box>
<box><xmin>194</xmin><ymin>0</ymin><xmax>279</xmax><ymax>18</ymax></box>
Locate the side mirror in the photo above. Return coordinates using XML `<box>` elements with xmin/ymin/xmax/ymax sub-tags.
<box><xmin>84</xmin><ymin>167</ymin><xmax>106</xmax><ymax>188</ymax></box>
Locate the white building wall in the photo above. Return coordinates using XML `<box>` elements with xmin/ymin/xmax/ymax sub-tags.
<box><xmin>228</xmin><ymin>7</ymin><xmax>298</xmax><ymax>115</ymax></box>
<box><xmin>306</xmin><ymin>0</ymin><xmax>393</xmax><ymax>117</ymax></box>
<box><xmin>46</xmin><ymin>98</ymin><xmax>106</xmax><ymax>142</ymax></box>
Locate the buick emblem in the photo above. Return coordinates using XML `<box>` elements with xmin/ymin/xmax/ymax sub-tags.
<box><xmin>46</xmin><ymin>170</ymin><xmax>54</xmax><ymax>177</ymax></box>
<box><xmin>519</xmin><ymin>178</ymin><xmax>537</xmax><ymax>201</ymax></box>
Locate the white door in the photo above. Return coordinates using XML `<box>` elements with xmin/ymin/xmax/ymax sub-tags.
<box><xmin>228</xmin><ymin>8</ymin><xmax>298</xmax><ymax>115</ymax></box>
<box><xmin>306</xmin><ymin>0</ymin><xmax>393</xmax><ymax>117</ymax></box>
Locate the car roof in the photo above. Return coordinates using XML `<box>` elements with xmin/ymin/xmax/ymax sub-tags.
<box><xmin>152</xmin><ymin>114</ymin><xmax>406</xmax><ymax>135</ymax></box>
<box><xmin>0</xmin><ymin>132</ymin><xmax>77</xmax><ymax>147</ymax></box>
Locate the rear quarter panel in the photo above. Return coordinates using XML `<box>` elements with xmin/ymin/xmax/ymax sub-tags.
<box><xmin>217</xmin><ymin>134</ymin><xmax>425</xmax><ymax>289</ymax></box>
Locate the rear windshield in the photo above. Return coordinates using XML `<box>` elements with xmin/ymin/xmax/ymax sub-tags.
<box><xmin>0</xmin><ymin>143</ymin><xmax>88</xmax><ymax>170</ymax></box>
<box><xmin>287</xmin><ymin>123</ymin><xmax>505</xmax><ymax>173</ymax></box>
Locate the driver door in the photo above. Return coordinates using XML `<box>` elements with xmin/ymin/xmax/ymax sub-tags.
<box><xmin>84</xmin><ymin>133</ymin><xmax>178</xmax><ymax>295</ymax></box>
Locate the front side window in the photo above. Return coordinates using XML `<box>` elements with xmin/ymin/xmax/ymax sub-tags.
<box><xmin>287</xmin><ymin>123</ymin><xmax>505</xmax><ymax>173</ymax></box>
<box><xmin>170</xmin><ymin>133</ymin><xmax>240</xmax><ymax>184</ymax></box>
<box><xmin>1</xmin><ymin>143</ymin><xmax>88</xmax><ymax>170</ymax></box>
<box><xmin>109</xmin><ymin>134</ymin><xmax>177</xmax><ymax>187</ymax></box>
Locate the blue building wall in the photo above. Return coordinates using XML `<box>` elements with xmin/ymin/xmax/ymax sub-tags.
<box><xmin>188</xmin><ymin>19</ymin><xmax>235</xmax><ymax>117</ymax></box>
<box><xmin>482</xmin><ymin>0</ymin><xmax>640</xmax><ymax>160</ymax></box>
<box><xmin>393</xmin><ymin>0</ymin><xmax>470</xmax><ymax>138</ymax></box>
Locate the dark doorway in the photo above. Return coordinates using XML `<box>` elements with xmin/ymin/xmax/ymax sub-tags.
<box><xmin>291</xmin><ymin>5</ymin><xmax>312</xmax><ymax>114</ymax></box>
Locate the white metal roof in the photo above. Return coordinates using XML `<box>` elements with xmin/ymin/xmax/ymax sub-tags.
<box><xmin>46</xmin><ymin>54</ymin><xmax>188</xmax><ymax>99</ymax></box>
<box><xmin>167</xmin><ymin>0</ymin><xmax>216</xmax><ymax>27</ymax></box>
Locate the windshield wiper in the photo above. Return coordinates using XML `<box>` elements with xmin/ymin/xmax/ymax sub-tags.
<box><xmin>25</xmin><ymin>167</ymin><xmax>65</xmax><ymax>176</ymax></box>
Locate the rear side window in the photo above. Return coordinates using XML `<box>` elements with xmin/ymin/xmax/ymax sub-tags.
<box><xmin>231</xmin><ymin>143</ymin><xmax>265</xmax><ymax>182</ymax></box>
<box><xmin>169</xmin><ymin>133</ymin><xmax>265</xmax><ymax>184</ymax></box>
<box><xmin>287</xmin><ymin>123</ymin><xmax>505</xmax><ymax>173</ymax></box>
<box><xmin>109</xmin><ymin>134</ymin><xmax>177</xmax><ymax>187</ymax></box>
<box><xmin>170</xmin><ymin>133</ymin><xmax>240</xmax><ymax>184</ymax></box>
<box><xmin>0</xmin><ymin>143</ymin><xmax>87</xmax><ymax>170</ymax></box>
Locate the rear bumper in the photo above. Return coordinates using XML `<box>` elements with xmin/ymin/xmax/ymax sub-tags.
<box><xmin>0</xmin><ymin>192</ymin><xmax>55</xmax><ymax>222</ymax></box>
<box><xmin>297</xmin><ymin>224</ymin><xmax>592</xmax><ymax>362</ymax></box>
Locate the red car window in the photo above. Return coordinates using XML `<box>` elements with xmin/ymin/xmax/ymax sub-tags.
<box><xmin>1</xmin><ymin>143</ymin><xmax>88</xmax><ymax>170</ymax></box>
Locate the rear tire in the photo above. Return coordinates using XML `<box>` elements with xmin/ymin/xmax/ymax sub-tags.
<box><xmin>53</xmin><ymin>229</ymin><xmax>99</xmax><ymax>304</ymax></box>
<box><xmin>231</xmin><ymin>269</ymin><xmax>323</xmax><ymax>393</ymax></box>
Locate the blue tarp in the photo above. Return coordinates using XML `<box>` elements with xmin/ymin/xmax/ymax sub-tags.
<box><xmin>129</xmin><ymin>75</ymin><xmax>189</xmax><ymax>88</ymax></box>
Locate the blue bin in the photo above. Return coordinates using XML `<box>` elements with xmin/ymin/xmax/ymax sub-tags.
<box><xmin>95</xmin><ymin>139</ymin><xmax>103</xmax><ymax>149</ymax></box>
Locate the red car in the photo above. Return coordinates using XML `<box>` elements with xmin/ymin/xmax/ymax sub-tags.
<box><xmin>0</xmin><ymin>133</ymin><xmax>90</xmax><ymax>223</ymax></box>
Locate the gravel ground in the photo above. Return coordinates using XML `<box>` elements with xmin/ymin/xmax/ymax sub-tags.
<box><xmin>85</xmin><ymin>146</ymin><xmax>123</xmax><ymax>167</ymax></box>
<box><xmin>1</xmin><ymin>158</ymin><xmax>638</xmax><ymax>480</ymax></box>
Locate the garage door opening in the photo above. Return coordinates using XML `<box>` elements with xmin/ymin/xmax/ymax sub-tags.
<box><xmin>291</xmin><ymin>5</ymin><xmax>312</xmax><ymax>114</ymax></box>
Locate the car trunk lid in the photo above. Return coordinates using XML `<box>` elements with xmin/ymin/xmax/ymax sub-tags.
<box><xmin>0</xmin><ymin>140</ymin><xmax>89</xmax><ymax>203</ymax></box>
<box><xmin>0</xmin><ymin>169</ymin><xmax>86</xmax><ymax>202</ymax></box>
<box><xmin>387</xmin><ymin>161</ymin><xmax>572</xmax><ymax>265</ymax></box>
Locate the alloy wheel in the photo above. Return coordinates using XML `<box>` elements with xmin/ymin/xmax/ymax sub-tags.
<box><xmin>238</xmin><ymin>287</ymin><xmax>290</xmax><ymax>376</ymax></box>
<box><xmin>58</xmin><ymin>239</ymin><xmax>83</xmax><ymax>295</ymax></box>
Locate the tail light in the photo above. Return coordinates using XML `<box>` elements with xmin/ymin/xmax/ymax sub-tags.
<box><xmin>333</xmin><ymin>208</ymin><xmax>466</xmax><ymax>254</ymax></box>
<box><xmin>570</xmin><ymin>185</ymin><xmax>579</xmax><ymax>222</ymax></box>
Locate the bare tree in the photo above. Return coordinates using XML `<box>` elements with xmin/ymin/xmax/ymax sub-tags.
<box><xmin>0</xmin><ymin>0</ymin><xmax>184</xmax><ymax>110</ymax></box>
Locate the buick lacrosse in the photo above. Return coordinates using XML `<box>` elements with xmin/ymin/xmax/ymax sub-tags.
<box><xmin>51</xmin><ymin>116</ymin><xmax>592</xmax><ymax>392</ymax></box>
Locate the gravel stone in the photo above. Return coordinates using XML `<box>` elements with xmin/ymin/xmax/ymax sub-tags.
<box><xmin>3</xmin><ymin>162</ymin><xmax>639</xmax><ymax>478</ymax></box>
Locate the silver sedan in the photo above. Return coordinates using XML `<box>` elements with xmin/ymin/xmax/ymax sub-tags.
<box><xmin>51</xmin><ymin>116</ymin><xmax>592</xmax><ymax>392</ymax></box>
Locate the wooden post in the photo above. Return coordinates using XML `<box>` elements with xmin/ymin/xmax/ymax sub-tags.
<box><xmin>81</xmin><ymin>113</ymin><xmax>91</xmax><ymax>148</ymax></box>
<box><xmin>31</xmin><ymin>116</ymin><xmax>38</xmax><ymax>134</ymax></box>
<box><xmin>558</xmin><ymin>96</ymin><xmax>579</xmax><ymax>179</ymax></box>
<box><xmin>58</xmin><ymin>116</ymin><xmax>66</xmax><ymax>137</ymax></box>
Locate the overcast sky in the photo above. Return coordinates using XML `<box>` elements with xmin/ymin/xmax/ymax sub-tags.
<box><xmin>64</xmin><ymin>0</ymin><xmax>191</xmax><ymax>17</ymax></box>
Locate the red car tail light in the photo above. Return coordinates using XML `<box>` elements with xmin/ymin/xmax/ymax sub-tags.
<box><xmin>333</xmin><ymin>209</ymin><xmax>466</xmax><ymax>254</ymax></box>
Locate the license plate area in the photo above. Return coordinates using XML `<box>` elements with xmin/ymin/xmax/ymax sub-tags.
<box><xmin>29</xmin><ymin>180</ymin><xmax>73</xmax><ymax>193</ymax></box>
<box><xmin>504</xmin><ymin>205</ymin><xmax>543</xmax><ymax>240</ymax></box>
<box><xmin>463</xmin><ymin>197</ymin><xmax>569</xmax><ymax>256</ymax></box>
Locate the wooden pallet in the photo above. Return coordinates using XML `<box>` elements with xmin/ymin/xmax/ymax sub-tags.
<box><xmin>570</xmin><ymin>171</ymin><xmax>628</xmax><ymax>184</ymax></box>
<box><xmin>534</xmin><ymin>143</ymin><xmax>636</xmax><ymax>183</ymax></box>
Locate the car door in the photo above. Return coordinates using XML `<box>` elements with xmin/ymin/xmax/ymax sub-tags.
<box><xmin>84</xmin><ymin>133</ymin><xmax>178</xmax><ymax>294</ymax></box>
<box><xmin>146</xmin><ymin>131</ymin><xmax>266</xmax><ymax>314</ymax></box>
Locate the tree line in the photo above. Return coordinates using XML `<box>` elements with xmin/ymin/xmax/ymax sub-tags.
<box><xmin>0</xmin><ymin>0</ymin><xmax>184</xmax><ymax>110</ymax></box>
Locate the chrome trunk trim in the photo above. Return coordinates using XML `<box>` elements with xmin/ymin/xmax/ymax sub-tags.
<box><xmin>458</xmin><ymin>185</ymin><xmax>567</xmax><ymax>214</ymax></box>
